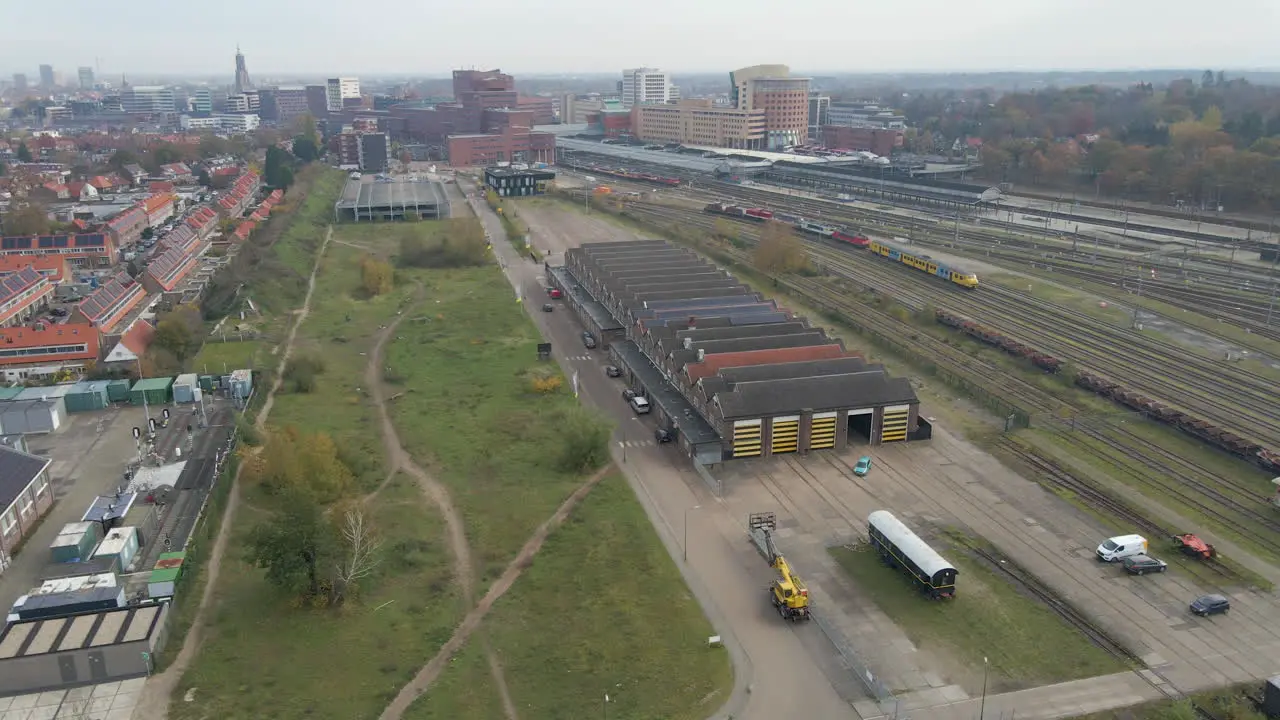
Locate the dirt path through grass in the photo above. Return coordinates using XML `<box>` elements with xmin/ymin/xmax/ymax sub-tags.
<box><xmin>131</xmin><ymin>225</ymin><xmax>334</xmax><ymax>720</ymax></box>
<box><xmin>364</xmin><ymin>294</ymin><xmax>523</xmax><ymax>720</ymax></box>
<box><xmin>378</xmin><ymin>463</ymin><xmax>614</xmax><ymax>720</ymax></box>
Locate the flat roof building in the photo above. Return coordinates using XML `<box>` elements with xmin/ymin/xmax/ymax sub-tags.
<box><xmin>632</xmin><ymin>99</ymin><xmax>766</xmax><ymax>150</ymax></box>
<box><xmin>333</xmin><ymin>178</ymin><xmax>450</xmax><ymax>223</ymax></box>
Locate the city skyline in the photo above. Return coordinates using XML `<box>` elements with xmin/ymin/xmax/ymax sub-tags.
<box><xmin>1</xmin><ymin>0</ymin><xmax>1278</xmax><ymax>77</ymax></box>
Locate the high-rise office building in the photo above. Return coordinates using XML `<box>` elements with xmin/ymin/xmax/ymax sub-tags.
<box><xmin>38</xmin><ymin>65</ymin><xmax>55</xmax><ymax>88</ymax></box>
<box><xmin>730</xmin><ymin>64</ymin><xmax>810</xmax><ymax>149</ymax></box>
<box><xmin>621</xmin><ymin>68</ymin><xmax>677</xmax><ymax>106</ymax></box>
<box><xmin>267</xmin><ymin>86</ymin><xmax>310</xmax><ymax>124</ymax></box>
<box><xmin>121</xmin><ymin>86</ymin><xmax>176</xmax><ymax>114</ymax></box>
<box><xmin>305</xmin><ymin>85</ymin><xmax>329</xmax><ymax>117</ymax></box>
<box><xmin>325</xmin><ymin>78</ymin><xmax>360</xmax><ymax>112</ymax></box>
<box><xmin>192</xmin><ymin>88</ymin><xmax>213</xmax><ymax>114</ymax></box>
<box><xmin>234</xmin><ymin>46</ymin><xmax>252</xmax><ymax>94</ymax></box>
<box><xmin>11</xmin><ymin>74</ymin><xmax>27</xmax><ymax>92</ymax></box>
<box><xmin>78</xmin><ymin>67</ymin><xmax>95</xmax><ymax>90</ymax></box>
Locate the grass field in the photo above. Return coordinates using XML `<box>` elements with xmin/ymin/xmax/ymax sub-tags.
<box><xmin>406</xmin><ymin>474</ymin><xmax>732</xmax><ymax>720</ymax></box>
<box><xmin>170</xmin><ymin>473</ymin><xmax>464</xmax><ymax>720</ymax></box>
<box><xmin>382</xmin><ymin>263</ymin><xmax>601</xmax><ymax>586</ymax></box>
<box><xmin>176</xmin><ymin>215</ymin><xmax>730</xmax><ymax>720</ymax></box>
<box><xmin>829</xmin><ymin>541</ymin><xmax>1126</xmax><ymax>693</ymax></box>
<box><xmin>191</xmin><ymin>339</ymin><xmax>270</xmax><ymax>376</ymax></box>
<box><xmin>1074</xmin><ymin>684</ymin><xmax>1266</xmax><ymax>720</ymax></box>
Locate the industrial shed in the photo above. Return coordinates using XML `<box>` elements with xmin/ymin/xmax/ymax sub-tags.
<box><xmin>561</xmin><ymin>240</ymin><xmax>923</xmax><ymax>461</ymax></box>
<box><xmin>0</xmin><ymin>603</ymin><xmax>168</xmax><ymax>695</ymax></box>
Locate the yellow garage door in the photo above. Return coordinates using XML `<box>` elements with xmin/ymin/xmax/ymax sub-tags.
<box><xmin>771</xmin><ymin>416</ymin><xmax>799</xmax><ymax>455</ymax></box>
<box><xmin>809</xmin><ymin>412</ymin><xmax>837</xmax><ymax>450</ymax></box>
<box><xmin>733</xmin><ymin>419</ymin><xmax>762</xmax><ymax>458</ymax></box>
<box><xmin>881</xmin><ymin>404</ymin><xmax>910</xmax><ymax>442</ymax></box>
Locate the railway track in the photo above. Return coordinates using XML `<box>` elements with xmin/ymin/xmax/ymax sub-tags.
<box><xmin>623</xmin><ymin>198</ymin><xmax>1280</xmax><ymax>449</ymax></box>
<box><xmin>686</xmin><ymin>181</ymin><xmax>1280</xmax><ymax>340</ymax></box>
<box><xmin>611</xmin><ymin>200</ymin><xmax>1280</xmax><ymax>564</ymax></box>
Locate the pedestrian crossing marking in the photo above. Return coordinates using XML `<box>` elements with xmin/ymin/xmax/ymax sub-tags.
<box><xmin>617</xmin><ymin>440</ymin><xmax>655</xmax><ymax>448</ymax></box>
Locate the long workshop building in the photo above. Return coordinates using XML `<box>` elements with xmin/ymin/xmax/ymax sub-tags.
<box><xmin>557</xmin><ymin>240</ymin><xmax>924</xmax><ymax>461</ymax></box>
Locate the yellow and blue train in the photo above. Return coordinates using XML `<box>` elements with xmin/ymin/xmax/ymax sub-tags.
<box><xmin>868</xmin><ymin>239</ymin><xmax>979</xmax><ymax>288</ymax></box>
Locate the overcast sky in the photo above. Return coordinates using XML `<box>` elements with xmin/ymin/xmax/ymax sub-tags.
<box><xmin>4</xmin><ymin>0</ymin><xmax>1279</xmax><ymax>78</ymax></box>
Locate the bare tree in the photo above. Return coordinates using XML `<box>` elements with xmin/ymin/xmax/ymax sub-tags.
<box><xmin>331</xmin><ymin>507</ymin><xmax>382</xmax><ymax>606</ymax></box>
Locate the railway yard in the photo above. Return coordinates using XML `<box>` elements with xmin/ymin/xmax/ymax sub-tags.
<box><xmin>507</xmin><ymin>149</ymin><xmax>1280</xmax><ymax>719</ymax></box>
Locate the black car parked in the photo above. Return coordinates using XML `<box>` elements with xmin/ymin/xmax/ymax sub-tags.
<box><xmin>1190</xmin><ymin>594</ymin><xmax>1230</xmax><ymax>617</ymax></box>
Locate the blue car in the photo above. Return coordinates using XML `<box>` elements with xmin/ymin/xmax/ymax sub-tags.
<box><xmin>853</xmin><ymin>456</ymin><xmax>872</xmax><ymax>477</ymax></box>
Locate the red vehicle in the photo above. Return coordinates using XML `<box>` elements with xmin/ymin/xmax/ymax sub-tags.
<box><xmin>831</xmin><ymin>230</ymin><xmax>869</xmax><ymax>247</ymax></box>
<box><xmin>744</xmin><ymin>208</ymin><xmax>774</xmax><ymax>221</ymax></box>
<box><xmin>1173</xmin><ymin>533</ymin><xmax>1216</xmax><ymax>560</ymax></box>
<box><xmin>548</xmin><ymin>288</ymin><xmax>562</xmax><ymax>299</ymax></box>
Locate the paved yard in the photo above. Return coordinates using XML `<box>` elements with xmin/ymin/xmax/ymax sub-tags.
<box><xmin>714</xmin><ymin>426</ymin><xmax>1280</xmax><ymax>714</ymax></box>
<box><xmin>0</xmin><ymin>677</ymin><xmax>142</xmax><ymax>720</ymax></box>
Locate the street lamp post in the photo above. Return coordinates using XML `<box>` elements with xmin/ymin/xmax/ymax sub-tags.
<box><xmin>683</xmin><ymin>505</ymin><xmax>701</xmax><ymax>562</ymax></box>
<box><xmin>979</xmin><ymin>656</ymin><xmax>989</xmax><ymax>719</ymax></box>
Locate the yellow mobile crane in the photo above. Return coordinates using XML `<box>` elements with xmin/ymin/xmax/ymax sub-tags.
<box><xmin>749</xmin><ymin>512</ymin><xmax>811</xmax><ymax>621</ymax></box>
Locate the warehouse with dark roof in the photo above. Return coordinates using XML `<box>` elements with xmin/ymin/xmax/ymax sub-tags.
<box><xmin>555</xmin><ymin>240</ymin><xmax>925</xmax><ymax>462</ymax></box>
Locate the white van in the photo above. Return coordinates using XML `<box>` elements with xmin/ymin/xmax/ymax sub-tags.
<box><xmin>629</xmin><ymin>396</ymin><xmax>651</xmax><ymax>415</ymax></box>
<box><xmin>1097</xmin><ymin>534</ymin><xmax>1148</xmax><ymax>562</ymax></box>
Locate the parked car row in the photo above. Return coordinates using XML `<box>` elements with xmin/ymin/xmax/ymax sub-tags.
<box><xmin>1095</xmin><ymin>533</ymin><xmax>1230</xmax><ymax>617</ymax></box>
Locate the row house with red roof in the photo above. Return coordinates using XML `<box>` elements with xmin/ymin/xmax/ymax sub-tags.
<box><xmin>232</xmin><ymin>221</ymin><xmax>256</xmax><ymax>242</ymax></box>
<box><xmin>0</xmin><ymin>233</ymin><xmax>116</xmax><ymax>269</ymax></box>
<box><xmin>105</xmin><ymin>205</ymin><xmax>147</xmax><ymax>248</ymax></box>
<box><xmin>159</xmin><ymin>163</ymin><xmax>195</xmax><ymax>184</ymax></box>
<box><xmin>64</xmin><ymin>181</ymin><xmax>99</xmax><ymax>202</ymax></box>
<box><xmin>0</xmin><ymin>322</ymin><xmax>101</xmax><ymax>382</ymax></box>
<box><xmin>186</xmin><ymin>206</ymin><xmax>218</xmax><ymax>241</ymax></box>
<box><xmin>0</xmin><ymin>256</ymin><xmax>70</xmax><ymax>285</ymax></box>
<box><xmin>215</xmin><ymin>171</ymin><xmax>262</xmax><ymax>220</ymax></box>
<box><xmin>68</xmin><ymin>272</ymin><xmax>147</xmax><ymax>333</ymax></box>
<box><xmin>0</xmin><ymin>267</ymin><xmax>55</xmax><ymax>328</ymax></box>
<box><xmin>143</xmin><ymin>244</ymin><xmax>203</xmax><ymax>297</ymax></box>
<box><xmin>142</xmin><ymin>193</ymin><xmax>176</xmax><ymax>227</ymax></box>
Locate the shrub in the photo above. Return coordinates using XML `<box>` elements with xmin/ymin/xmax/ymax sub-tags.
<box><xmin>285</xmin><ymin>354</ymin><xmax>326</xmax><ymax>393</ymax></box>
<box><xmin>530</xmin><ymin>375</ymin><xmax>562</xmax><ymax>394</ymax></box>
<box><xmin>555</xmin><ymin>407</ymin><xmax>612</xmax><ymax>473</ymax></box>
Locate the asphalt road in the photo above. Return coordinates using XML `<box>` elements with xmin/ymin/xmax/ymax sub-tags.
<box><xmin>456</xmin><ymin>177</ymin><xmax>861</xmax><ymax>720</ymax></box>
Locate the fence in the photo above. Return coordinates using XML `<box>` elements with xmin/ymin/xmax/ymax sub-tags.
<box><xmin>746</xmin><ymin>528</ymin><xmax>902</xmax><ymax>714</ymax></box>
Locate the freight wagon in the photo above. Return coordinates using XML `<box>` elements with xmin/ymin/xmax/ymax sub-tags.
<box><xmin>703</xmin><ymin>204</ymin><xmax>870</xmax><ymax>247</ymax></box>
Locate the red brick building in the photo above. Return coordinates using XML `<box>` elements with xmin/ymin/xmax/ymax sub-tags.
<box><xmin>447</xmin><ymin>126</ymin><xmax>556</xmax><ymax>167</ymax></box>
<box><xmin>0</xmin><ymin>446</ymin><xmax>55</xmax><ymax>563</ymax></box>
<box><xmin>106</xmin><ymin>206</ymin><xmax>147</xmax><ymax>248</ymax></box>
<box><xmin>820</xmin><ymin>126</ymin><xmax>904</xmax><ymax>157</ymax></box>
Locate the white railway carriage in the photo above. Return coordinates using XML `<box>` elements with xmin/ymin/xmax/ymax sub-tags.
<box><xmin>867</xmin><ymin>510</ymin><xmax>958</xmax><ymax>598</ymax></box>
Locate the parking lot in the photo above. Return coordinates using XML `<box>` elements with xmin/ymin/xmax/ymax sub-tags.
<box><xmin>712</xmin><ymin>430</ymin><xmax>1280</xmax><ymax>706</ymax></box>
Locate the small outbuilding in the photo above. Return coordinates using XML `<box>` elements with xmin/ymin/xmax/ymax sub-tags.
<box><xmin>92</xmin><ymin>527</ymin><xmax>140</xmax><ymax>572</ymax></box>
<box><xmin>48</xmin><ymin>522</ymin><xmax>101</xmax><ymax>564</ymax></box>
<box><xmin>130</xmin><ymin>377</ymin><xmax>174</xmax><ymax>406</ymax></box>
<box><xmin>147</xmin><ymin>552</ymin><xmax>186</xmax><ymax>599</ymax></box>
<box><xmin>63</xmin><ymin>381</ymin><xmax>112</xmax><ymax>413</ymax></box>
<box><xmin>172</xmin><ymin>373</ymin><xmax>198</xmax><ymax>404</ymax></box>
<box><xmin>0</xmin><ymin>399</ymin><xmax>65</xmax><ymax>434</ymax></box>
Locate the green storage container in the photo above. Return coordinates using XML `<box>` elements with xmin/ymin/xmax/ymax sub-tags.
<box><xmin>198</xmin><ymin>375</ymin><xmax>215</xmax><ymax>392</ymax></box>
<box><xmin>64</xmin><ymin>381</ymin><xmax>111</xmax><ymax>413</ymax></box>
<box><xmin>130</xmin><ymin>377</ymin><xmax>175</xmax><ymax>406</ymax></box>
<box><xmin>106</xmin><ymin>379</ymin><xmax>131</xmax><ymax>403</ymax></box>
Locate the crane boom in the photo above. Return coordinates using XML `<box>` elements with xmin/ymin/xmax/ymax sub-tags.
<box><xmin>747</xmin><ymin>512</ymin><xmax>811</xmax><ymax>621</ymax></box>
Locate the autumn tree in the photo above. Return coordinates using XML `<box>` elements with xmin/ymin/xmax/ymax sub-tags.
<box><xmin>753</xmin><ymin>221</ymin><xmax>811</xmax><ymax>274</ymax></box>
<box><xmin>246</xmin><ymin>426</ymin><xmax>354</xmax><ymax>503</ymax></box>
<box><xmin>151</xmin><ymin>305</ymin><xmax>203</xmax><ymax>362</ymax></box>
<box><xmin>359</xmin><ymin>256</ymin><xmax>393</xmax><ymax>296</ymax></box>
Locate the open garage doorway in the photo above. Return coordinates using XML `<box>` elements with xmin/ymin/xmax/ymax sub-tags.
<box><xmin>847</xmin><ymin>408</ymin><xmax>874</xmax><ymax>443</ymax></box>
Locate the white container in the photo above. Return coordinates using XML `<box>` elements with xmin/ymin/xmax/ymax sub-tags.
<box><xmin>92</xmin><ymin>526</ymin><xmax>141</xmax><ymax>571</ymax></box>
